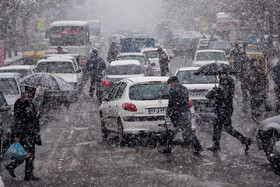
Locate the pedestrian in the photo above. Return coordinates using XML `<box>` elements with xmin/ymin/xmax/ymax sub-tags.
<box><xmin>158</xmin><ymin>76</ymin><xmax>203</xmax><ymax>155</ymax></box>
<box><xmin>158</xmin><ymin>47</ymin><xmax>169</xmax><ymax>76</ymax></box>
<box><xmin>86</xmin><ymin>49</ymin><xmax>106</xmax><ymax>99</ymax></box>
<box><xmin>235</xmin><ymin>50</ymin><xmax>250</xmax><ymax>103</ymax></box>
<box><xmin>107</xmin><ymin>42</ymin><xmax>119</xmax><ymax>63</ymax></box>
<box><xmin>5</xmin><ymin>86</ymin><xmax>42</xmax><ymax>181</ymax></box>
<box><xmin>230</xmin><ymin>43</ymin><xmax>241</xmax><ymax>69</ymax></box>
<box><xmin>207</xmin><ymin>71</ymin><xmax>252</xmax><ymax>152</ymax></box>
<box><xmin>56</xmin><ymin>46</ymin><xmax>67</xmax><ymax>54</ymax></box>
<box><xmin>244</xmin><ymin>58</ymin><xmax>267</xmax><ymax>116</ymax></box>
<box><xmin>271</xmin><ymin>62</ymin><xmax>280</xmax><ymax>112</ymax></box>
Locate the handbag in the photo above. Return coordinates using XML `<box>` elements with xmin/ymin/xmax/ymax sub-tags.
<box><xmin>4</xmin><ymin>142</ymin><xmax>27</xmax><ymax>160</ymax></box>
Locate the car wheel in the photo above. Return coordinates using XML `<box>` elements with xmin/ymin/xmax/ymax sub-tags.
<box><xmin>100</xmin><ymin>113</ymin><xmax>108</xmax><ymax>139</ymax></box>
<box><xmin>117</xmin><ymin>118</ymin><xmax>126</xmax><ymax>146</ymax></box>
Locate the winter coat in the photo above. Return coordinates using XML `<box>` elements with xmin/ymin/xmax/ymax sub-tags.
<box><xmin>167</xmin><ymin>83</ymin><xmax>191</xmax><ymax>122</ymax></box>
<box><xmin>213</xmin><ymin>76</ymin><xmax>235</xmax><ymax>113</ymax></box>
<box><xmin>107</xmin><ymin>44</ymin><xmax>119</xmax><ymax>63</ymax></box>
<box><xmin>271</xmin><ymin>64</ymin><xmax>280</xmax><ymax>85</ymax></box>
<box><xmin>245</xmin><ymin>65</ymin><xmax>266</xmax><ymax>92</ymax></box>
<box><xmin>11</xmin><ymin>97</ymin><xmax>42</xmax><ymax>151</ymax></box>
<box><xmin>235</xmin><ymin>56</ymin><xmax>249</xmax><ymax>78</ymax></box>
<box><xmin>159</xmin><ymin>51</ymin><xmax>169</xmax><ymax>75</ymax></box>
<box><xmin>86</xmin><ymin>54</ymin><xmax>106</xmax><ymax>79</ymax></box>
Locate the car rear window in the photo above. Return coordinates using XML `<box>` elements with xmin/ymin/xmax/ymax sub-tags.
<box><xmin>116</xmin><ymin>56</ymin><xmax>145</xmax><ymax>64</ymax></box>
<box><xmin>143</xmin><ymin>51</ymin><xmax>158</xmax><ymax>58</ymax></box>
<box><xmin>0</xmin><ymin>78</ymin><xmax>19</xmax><ymax>95</ymax></box>
<box><xmin>107</xmin><ymin>65</ymin><xmax>144</xmax><ymax>75</ymax></box>
<box><xmin>36</xmin><ymin>61</ymin><xmax>74</xmax><ymax>73</ymax></box>
<box><xmin>129</xmin><ymin>83</ymin><xmax>169</xmax><ymax>100</ymax></box>
<box><xmin>196</xmin><ymin>52</ymin><xmax>226</xmax><ymax>61</ymax></box>
<box><xmin>177</xmin><ymin>70</ymin><xmax>218</xmax><ymax>84</ymax></box>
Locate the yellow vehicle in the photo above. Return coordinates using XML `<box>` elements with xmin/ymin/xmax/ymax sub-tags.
<box><xmin>23</xmin><ymin>43</ymin><xmax>48</xmax><ymax>64</ymax></box>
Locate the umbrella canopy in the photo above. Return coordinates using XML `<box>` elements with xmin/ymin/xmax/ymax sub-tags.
<box><xmin>193</xmin><ymin>63</ymin><xmax>236</xmax><ymax>76</ymax></box>
<box><xmin>20</xmin><ymin>73</ymin><xmax>74</xmax><ymax>92</ymax></box>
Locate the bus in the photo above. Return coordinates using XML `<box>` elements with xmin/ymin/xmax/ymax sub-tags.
<box><xmin>87</xmin><ymin>20</ymin><xmax>101</xmax><ymax>50</ymax></box>
<box><xmin>48</xmin><ymin>21</ymin><xmax>91</xmax><ymax>58</ymax></box>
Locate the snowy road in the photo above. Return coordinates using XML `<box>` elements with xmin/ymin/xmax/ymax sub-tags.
<box><xmin>1</xmin><ymin>56</ymin><xmax>280</xmax><ymax>186</ymax></box>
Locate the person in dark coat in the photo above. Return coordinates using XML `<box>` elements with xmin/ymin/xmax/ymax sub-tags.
<box><xmin>158</xmin><ymin>76</ymin><xmax>203</xmax><ymax>155</ymax></box>
<box><xmin>271</xmin><ymin>63</ymin><xmax>280</xmax><ymax>112</ymax></box>
<box><xmin>86</xmin><ymin>49</ymin><xmax>106</xmax><ymax>99</ymax></box>
<box><xmin>107</xmin><ymin>42</ymin><xmax>119</xmax><ymax>63</ymax></box>
<box><xmin>5</xmin><ymin>86</ymin><xmax>42</xmax><ymax>181</ymax></box>
<box><xmin>230</xmin><ymin>43</ymin><xmax>241</xmax><ymax>69</ymax></box>
<box><xmin>57</xmin><ymin>46</ymin><xmax>67</xmax><ymax>54</ymax></box>
<box><xmin>207</xmin><ymin>71</ymin><xmax>252</xmax><ymax>152</ymax></box>
<box><xmin>158</xmin><ymin>47</ymin><xmax>169</xmax><ymax>76</ymax></box>
<box><xmin>244</xmin><ymin>58</ymin><xmax>267</xmax><ymax>116</ymax></box>
<box><xmin>235</xmin><ymin>50</ymin><xmax>250</xmax><ymax>103</ymax></box>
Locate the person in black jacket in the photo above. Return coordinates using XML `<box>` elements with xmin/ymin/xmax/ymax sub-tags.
<box><xmin>158</xmin><ymin>47</ymin><xmax>169</xmax><ymax>76</ymax></box>
<box><xmin>207</xmin><ymin>71</ymin><xmax>252</xmax><ymax>152</ymax></box>
<box><xmin>86</xmin><ymin>49</ymin><xmax>106</xmax><ymax>99</ymax></box>
<box><xmin>158</xmin><ymin>76</ymin><xmax>203</xmax><ymax>155</ymax></box>
<box><xmin>5</xmin><ymin>86</ymin><xmax>42</xmax><ymax>181</ymax></box>
<box><xmin>271</xmin><ymin>63</ymin><xmax>280</xmax><ymax>112</ymax></box>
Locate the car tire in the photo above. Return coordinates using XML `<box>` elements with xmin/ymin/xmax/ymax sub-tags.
<box><xmin>117</xmin><ymin>118</ymin><xmax>126</xmax><ymax>146</ymax></box>
<box><xmin>100</xmin><ymin>113</ymin><xmax>108</xmax><ymax>139</ymax></box>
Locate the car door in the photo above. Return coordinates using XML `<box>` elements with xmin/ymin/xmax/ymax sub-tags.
<box><xmin>105</xmin><ymin>82</ymin><xmax>121</xmax><ymax>131</ymax></box>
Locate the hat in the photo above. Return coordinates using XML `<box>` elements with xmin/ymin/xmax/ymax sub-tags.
<box><xmin>167</xmin><ymin>76</ymin><xmax>179</xmax><ymax>84</ymax></box>
<box><xmin>57</xmin><ymin>46</ymin><xmax>62</xmax><ymax>50</ymax></box>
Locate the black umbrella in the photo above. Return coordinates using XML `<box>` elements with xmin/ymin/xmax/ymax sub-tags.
<box><xmin>193</xmin><ymin>63</ymin><xmax>236</xmax><ymax>76</ymax></box>
<box><xmin>20</xmin><ymin>73</ymin><xmax>74</xmax><ymax>92</ymax></box>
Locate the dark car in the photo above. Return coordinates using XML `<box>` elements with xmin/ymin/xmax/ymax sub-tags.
<box><xmin>257</xmin><ymin>115</ymin><xmax>280</xmax><ymax>175</ymax></box>
<box><xmin>171</xmin><ymin>37</ymin><xmax>199</xmax><ymax>57</ymax></box>
<box><xmin>0</xmin><ymin>91</ymin><xmax>13</xmax><ymax>156</ymax></box>
<box><xmin>99</xmin><ymin>60</ymin><xmax>146</xmax><ymax>99</ymax></box>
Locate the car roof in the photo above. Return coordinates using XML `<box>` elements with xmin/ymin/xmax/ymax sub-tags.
<box><xmin>118</xmin><ymin>53</ymin><xmax>144</xmax><ymax>56</ymax></box>
<box><xmin>126</xmin><ymin>76</ymin><xmax>169</xmax><ymax>84</ymax></box>
<box><xmin>0</xmin><ymin>65</ymin><xmax>35</xmax><ymax>70</ymax></box>
<box><xmin>110</xmin><ymin>60</ymin><xmax>142</xmax><ymax>66</ymax></box>
<box><xmin>141</xmin><ymin>48</ymin><xmax>159</xmax><ymax>52</ymax></box>
<box><xmin>38</xmin><ymin>58</ymin><xmax>73</xmax><ymax>63</ymax></box>
<box><xmin>0</xmin><ymin>72</ymin><xmax>21</xmax><ymax>78</ymax></box>
<box><xmin>196</xmin><ymin>49</ymin><xmax>225</xmax><ymax>53</ymax></box>
<box><xmin>176</xmin><ymin>67</ymin><xmax>200</xmax><ymax>71</ymax></box>
<box><xmin>47</xmin><ymin>55</ymin><xmax>75</xmax><ymax>60</ymax></box>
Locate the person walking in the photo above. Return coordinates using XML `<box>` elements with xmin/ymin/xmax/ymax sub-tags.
<box><xmin>158</xmin><ymin>76</ymin><xmax>203</xmax><ymax>155</ymax></box>
<box><xmin>86</xmin><ymin>49</ymin><xmax>106</xmax><ymax>99</ymax></box>
<box><xmin>244</xmin><ymin>58</ymin><xmax>267</xmax><ymax>116</ymax></box>
<box><xmin>158</xmin><ymin>47</ymin><xmax>169</xmax><ymax>76</ymax></box>
<box><xmin>230</xmin><ymin>43</ymin><xmax>241</xmax><ymax>69</ymax></box>
<box><xmin>207</xmin><ymin>71</ymin><xmax>252</xmax><ymax>152</ymax></box>
<box><xmin>271</xmin><ymin>62</ymin><xmax>280</xmax><ymax>112</ymax></box>
<box><xmin>5</xmin><ymin>86</ymin><xmax>42</xmax><ymax>181</ymax></box>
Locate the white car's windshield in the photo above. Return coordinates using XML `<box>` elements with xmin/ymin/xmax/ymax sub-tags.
<box><xmin>196</xmin><ymin>52</ymin><xmax>226</xmax><ymax>61</ymax></box>
<box><xmin>0</xmin><ymin>78</ymin><xmax>19</xmax><ymax>95</ymax></box>
<box><xmin>177</xmin><ymin>70</ymin><xmax>218</xmax><ymax>84</ymax></box>
<box><xmin>36</xmin><ymin>61</ymin><xmax>74</xmax><ymax>73</ymax></box>
<box><xmin>129</xmin><ymin>83</ymin><xmax>170</xmax><ymax>100</ymax></box>
<box><xmin>107</xmin><ymin>65</ymin><xmax>144</xmax><ymax>75</ymax></box>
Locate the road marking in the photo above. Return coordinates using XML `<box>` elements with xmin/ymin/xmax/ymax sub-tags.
<box><xmin>40</xmin><ymin>128</ymin><xmax>66</xmax><ymax>173</ymax></box>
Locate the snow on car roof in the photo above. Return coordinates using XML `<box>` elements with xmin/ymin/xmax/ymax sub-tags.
<box><xmin>177</xmin><ymin>67</ymin><xmax>200</xmax><ymax>71</ymax></box>
<box><xmin>118</xmin><ymin>53</ymin><xmax>144</xmax><ymax>56</ymax></box>
<box><xmin>38</xmin><ymin>58</ymin><xmax>73</xmax><ymax>63</ymax></box>
<box><xmin>0</xmin><ymin>65</ymin><xmax>35</xmax><ymax>70</ymax></box>
<box><xmin>110</xmin><ymin>60</ymin><xmax>142</xmax><ymax>66</ymax></box>
<box><xmin>196</xmin><ymin>49</ymin><xmax>225</xmax><ymax>53</ymax></box>
<box><xmin>141</xmin><ymin>48</ymin><xmax>158</xmax><ymax>52</ymax></box>
<box><xmin>50</xmin><ymin>21</ymin><xmax>88</xmax><ymax>27</ymax></box>
<box><xmin>126</xmin><ymin>76</ymin><xmax>169</xmax><ymax>84</ymax></box>
<box><xmin>0</xmin><ymin>72</ymin><xmax>21</xmax><ymax>78</ymax></box>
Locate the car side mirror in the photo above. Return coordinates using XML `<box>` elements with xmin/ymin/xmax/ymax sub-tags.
<box><xmin>151</xmin><ymin>63</ymin><xmax>156</xmax><ymax>66</ymax></box>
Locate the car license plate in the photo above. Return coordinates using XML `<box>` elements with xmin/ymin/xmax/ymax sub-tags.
<box><xmin>148</xmin><ymin>108</ymin><xmax>166</xmax><ymax>114</ymax></box>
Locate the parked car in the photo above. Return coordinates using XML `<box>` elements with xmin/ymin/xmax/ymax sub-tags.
<box><xmin>40</xmin><ymin>53</ymin><xmax>87</xmax><ymax>67</ymax></box>
<box><xmin>192</xmin><ymin>49</ymin><xmax>229</xmax><ymax>67</ymax></box>
<box><xmin>35</xmin><ymin>58</ymin><xmax>84</xmax><ymax>93</ymax></box>
<box><xmin>141</xmin><ymin>48</ymin><xmax>171</xmax><ymax>76</ymax></box>
<box><xmin>175</xmin><ymin>67</ymin><xmax>218</xmax><ymax>123</ymax></box>
<box><xmin>115</xmin><ymin>53</ymin><xmax>154</xmax><ymax>75</ymax></box>
<box><xmin>257</xmin><ymin>115</ymin><xmax>280</xmax><ymax>175</ymax></box>
<box><xmin>99</xmin><ymin>76</ymin><xmax>196</xmax><ymax>144</ymax></box>
<box><xmin>0</xmin><ymin>65</ymin><xmax>35</xmax><ymax>79</ymax></box>
<box><xmin>0</xmin><ymin>91</ymin><xmax>13</xmax><ymax>156</ymax></box>
<box><xmin>23</xmin><ymin>43</ymin><xmax>48</xmax><ymax>64</ymax></box>
<box><xmin>0</xmin><ymin>73</ymin><xmax>23</xmax><ymax>112</ymax></box>
<box><xmin>100</xmin><ymin>60</ymin><xmax>146</xmax><ymax>99</ymax></box>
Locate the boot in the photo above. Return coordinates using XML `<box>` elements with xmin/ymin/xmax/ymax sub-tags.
<box><xmin>24</xmin><ymin>175</ymin><xmax>40</xmax><ymax>181</ymax></box>
<box><xmin>5</xmin><ymin>165</ymin><xmax>16</xmax><ymax>178</ymax></box>
<box><xmin>245</xmin><ymin>138</ymin><xmax>252</xmax><ymax>153</ymax></box>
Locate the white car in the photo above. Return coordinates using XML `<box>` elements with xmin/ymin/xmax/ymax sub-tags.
<box><xmin>192</xmin><ymin>49</ymin><xmax>229</xmax><ymax>67</ymax></box>
<box><xmin>141</xmin><ymin>48</ymin><xmax>171</xmax><ymax>76</ymax></box>
<box><xmin>115</xmin><ymin>53</ymin><xmax>154</xmax><ymax>75</ymax></box>
<box><xmin>0</xmin><ymin>65</ymin><xmax>35</xmax><ymax>78</ymax></box>
<box><xmin>175</xmin><ymin>67</ymin><xmax>218</xmax><ymax>123</ymax></box>
<box><xmin>35</xmin><ymin>58</ymin><xmax>84</xmax><ymax>92</ymax></box>
<box><xmin>0</xmin><ymin>73</ymin><xmax>23</xmax><ymax>111</ymax></box>
<box><xmin>99</xmin><ymin>76</ymin><xmax>196</xmax><ymax>144</ymax></box>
